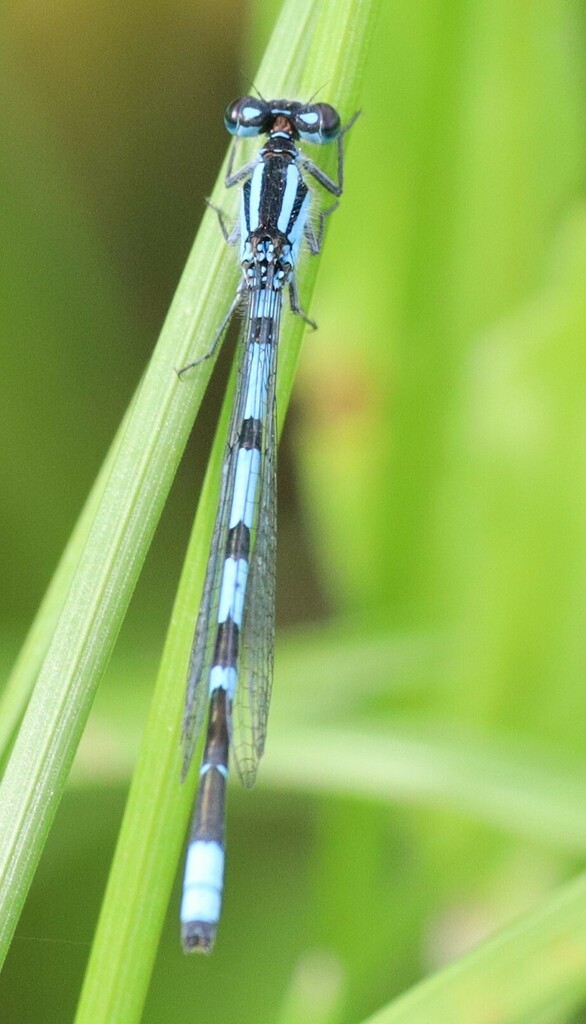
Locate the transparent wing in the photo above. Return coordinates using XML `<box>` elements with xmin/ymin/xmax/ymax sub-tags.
<box><xmin>231</xmin><ymin>306</ymin><xmax>280</xmax><ymax>789</ymax></box>
<box><xmin>183</xmin><ymin>286</ymin><xmax>282</xmax><ymax>788</ymax></box>
<box><xmin>181</xmin><ymin>316</ymin><xmax>248</xmax><ymax>777</ymax></box>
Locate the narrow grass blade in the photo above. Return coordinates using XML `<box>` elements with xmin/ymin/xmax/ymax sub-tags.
<box><xmin>74</xmin><ymin>1</ymin><xmax>382</xmax><ymax>1021</ymax></box>
<box><xmin>360</xmin><ymin>871</ymin><xmax>586</xmax><ymax>1024</ymax></box>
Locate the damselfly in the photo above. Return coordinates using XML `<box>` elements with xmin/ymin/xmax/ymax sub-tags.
<box><xmin>180</xmin><ymin>95</ymin><xmax>356</xmax><ymax>953</ymax></box>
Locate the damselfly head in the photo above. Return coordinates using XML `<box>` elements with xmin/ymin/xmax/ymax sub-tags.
<box><xmin>224</xmin><ymin>96</ymin><xmax>341</xmax><ymax>144</ymax></box>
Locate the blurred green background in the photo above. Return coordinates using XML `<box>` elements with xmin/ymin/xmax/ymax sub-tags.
<box><xmin>2</xmin><ymin>1</ymin><xmax>586</xmax><ymax>1022</ymax></box>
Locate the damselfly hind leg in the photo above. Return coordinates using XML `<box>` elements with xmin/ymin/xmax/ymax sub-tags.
<box><xmin>175</xmin><ymin>284</ymin><xmax>244</xmax><ymax>377</ymax></box>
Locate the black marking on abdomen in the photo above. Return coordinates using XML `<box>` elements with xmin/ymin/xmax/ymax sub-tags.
<box><xmin>190</xmin><ymin>688</ymin><xmax>229</xmax><ymax>844</ymax></box>
<box><xmin>239</xmin><ymin>416</ymin><xmax>262</xmax><ymax>451</ymax></box>
<box><xmin>226</xmin><ymin>521</ymin><xmax>250</xmax><ymax>560</ymax></box>
<box><xmin>213</xmin><ymin>617</ymin><xmax>239</xmax><ymax>668</ymax></box>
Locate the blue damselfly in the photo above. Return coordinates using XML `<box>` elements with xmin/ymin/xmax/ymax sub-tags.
<box><xmin>180</xmin><ymin>95</ymin><xmax>356</xmax><ymax>953</ymax></box>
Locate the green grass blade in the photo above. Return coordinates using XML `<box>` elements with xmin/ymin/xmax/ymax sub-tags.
<box><xmin>359</xmin><ymin>871</ymin><xmax>586</xmax><ymax>1024</ymax></box>
<box><xmin>264</xmin><ymin>725</ymin><xmax>586</xmax><ymax>852</ymax></box>
<box><xmin>72</xmin><ymin>1</ymin><xmax>381</xmax><ymax>1021</ymax></box>
<box><xmin>0</xmin><ymin>39</ymin><xmax>241</xmax><ymax>978</ymax></box>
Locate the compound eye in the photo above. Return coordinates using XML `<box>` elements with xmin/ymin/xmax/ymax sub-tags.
<box><xmin>224</xmin><ymin>96</ymin><xmax>269</xmax><ymax>137</ymax></box>
<box><xmin>295</xmin><ymin>103</ymin><xmax>341</xmax><ymax>143</ymax></box>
